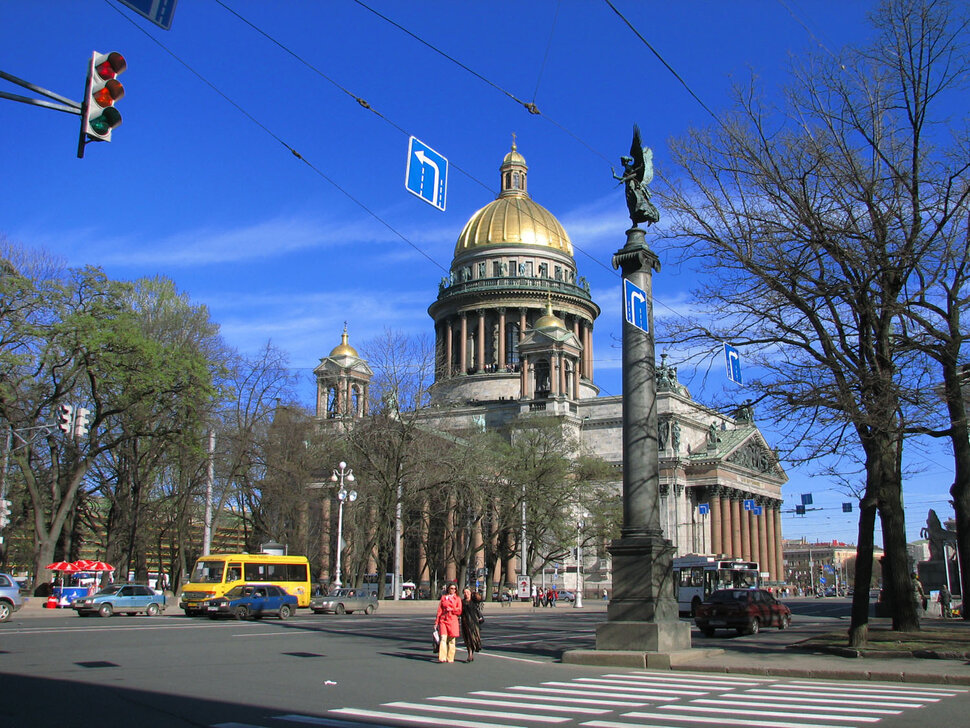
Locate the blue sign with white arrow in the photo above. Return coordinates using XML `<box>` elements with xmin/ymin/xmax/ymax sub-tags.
<box><xmin>405</xmin><ymin>136</ymin><xmax>448</xmax><ymax>211</ymax></box>
<box><xmin>623</xmin><ymin>278</ymin><xmax>648</xmax><ymax>333</ymax></box>
<box><xmin>724</xmin><ymin>343</ymin><xmax>743</xmax><ymax>385</ymax></box>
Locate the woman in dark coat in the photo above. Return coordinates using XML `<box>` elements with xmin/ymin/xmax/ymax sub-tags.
<box><xmin>460</xmin><ymin>587</ymin><xmax>483</xmax><ymax>662</ymax></box>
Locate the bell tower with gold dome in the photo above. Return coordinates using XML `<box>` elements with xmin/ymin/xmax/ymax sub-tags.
<box><xmin>314</xmin><ymin>324</ymin><xmax>373</xmax><ymax>419</ymax></box>
<box><xmin>428</xmin><ymin>142</ymin><xmax>600</xmax><ymax>410</ymax></box>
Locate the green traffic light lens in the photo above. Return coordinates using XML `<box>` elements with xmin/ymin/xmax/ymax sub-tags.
<box><xmin>90</xmin><ymin>107</ymin><xmax>122</xmax><ymax>136</ymax></box>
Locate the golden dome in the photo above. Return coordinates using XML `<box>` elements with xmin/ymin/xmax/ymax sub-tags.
<box><xmin>454</xmin><ymin>141</ymin><xmax>573</xmax><ymax>256</ymax></box>
<box><xmin>534</xmin><ymin>300</ymin><xmax>566</xmax><ymax>331</ymax></box>
<box><xmin>329</xmin><ymin>326</ymin><xmax>359</xmax><ymax>358</ymax></box>
<box><xmin>455</xmin><ymin>197</ymin><xmax>573</xmax><ymax>255</ymax></box>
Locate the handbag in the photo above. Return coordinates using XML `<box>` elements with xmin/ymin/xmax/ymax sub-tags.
<box><xmin>432</xmin><ymin>626</ymin><xmax>440</xmax><ymax>653</ymax></box>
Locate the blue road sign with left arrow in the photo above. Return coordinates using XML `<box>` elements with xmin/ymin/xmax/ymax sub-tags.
<box><xmin>406</xmin><ymin>136</ymin><xmax>448</xmax><ymax>211</ymax></box>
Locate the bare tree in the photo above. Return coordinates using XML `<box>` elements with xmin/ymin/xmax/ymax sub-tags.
<box><xmin>658</xmin><ymin>0</ymin><xmax>969</xmax><ymax>642</ymax></box>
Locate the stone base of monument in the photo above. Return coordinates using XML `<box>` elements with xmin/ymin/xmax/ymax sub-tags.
<box><xmin>562</xmin><ymin>619</ymin><xmax>695</xmax><ymax>668</ymax></box>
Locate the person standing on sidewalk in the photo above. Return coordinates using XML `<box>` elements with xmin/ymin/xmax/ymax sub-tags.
<box><xmin>939</xmin><ymin>583</ymin><xmax>952</xmax><ymax>618</ymax></box>
<box><xmin>460</xmin><ymin>588</ymin><xmax>483</xmax><ymax>662</ymax></box>
<box><xmin>434</xmin><ymin>583</ymin><xmax>462</xmax><ymax>662</ymax></box>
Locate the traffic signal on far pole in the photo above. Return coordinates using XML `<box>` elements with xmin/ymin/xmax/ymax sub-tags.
<box><xmin>74</xmin><ymin>407</ymin><xmax>91</xmax><ymax>438</ymax></box>
<box><xmin>57</xmin><ymin>404</ymin><xmax>74</xmax><ymax>433</ymax></box>
<box><xmin>77</xmin><ymin>51</ymin><xmax>126</xmax><ymax>158</ymax></box>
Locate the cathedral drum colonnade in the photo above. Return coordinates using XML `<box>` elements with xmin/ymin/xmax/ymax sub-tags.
<box><xmin>313</xmin><ymin>143</ymin><xmax>787</xmax><ymax>589</ymax></box>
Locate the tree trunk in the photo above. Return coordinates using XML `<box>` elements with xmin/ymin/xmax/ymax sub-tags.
<box><xmin>848</xmin><ymin>496</ymin><xmax>877</xmax><ymax>647</ymax></box>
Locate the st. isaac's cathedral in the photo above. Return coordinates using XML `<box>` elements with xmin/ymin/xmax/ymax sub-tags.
<box><xmin>314</xmin><ymin>143</ymin><xmax>787</xmax><ymax>591</ymax></box>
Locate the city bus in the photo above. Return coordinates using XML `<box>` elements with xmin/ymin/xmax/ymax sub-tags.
<box><xmin>178</xmin><ymin>553</ymin><xmax>311</xmax><ymax>615</ymax></box>
<box><xmin>673</xmin><ymin>555</ymin><xmax>760</xmax><ymax>616</ymax></box>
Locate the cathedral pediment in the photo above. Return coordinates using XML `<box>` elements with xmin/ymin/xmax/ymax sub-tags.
<box><xmin>724</xmin><ymin>430</ymin><xmax>786</xmax><ymax>478</ymax></box>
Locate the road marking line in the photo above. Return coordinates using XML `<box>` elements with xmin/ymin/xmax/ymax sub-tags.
<box><xmin>384</xmin><ymin>701</ymin><xmax>569</xmax><ymax>723</ymax></box>
<box><xmin>619</xmin><ymin>711</ymin><xmax>853</xmax><ymax>728</ymax></box>
<box><xmin>744</xmin><ymin>689</ymin><xmax>925</xmax><ymax>707</ymax></box>
<box><xmin>659</xmin><ymin>704</ymin><xmax>879</xmax><ymax>722</ymax></box>
<box><xmin>573</xmin><ymin>678</ymin><xmax>708</xmax><ymax>695</ymax></box>
<box><xmin>692</xmin><ymin>698</ymin><xmax>901</xmax><ymax>714</ymax></box>
<box><xmin>506</xmin><ymin>685</ymin><xmax>675</xmax><ymax>701</ymax></box>
<box><xmin>612</xmin><ymin>672</ymin><xmax>770</xmax><ymax>685</ymax></box>
<box><xmin>428</xmin><ymin>695</ymin><xmax>610</xmax><ymax>714</ymax></box>
<box><xmin>472</xmin><ymin>690</ymin><xmax>646</xmax><ymax>707</ymax></box>
<box><xmin>331</xmin><ymin>708</ymin><xmax>529</xmax><ymax>728</ymax></box>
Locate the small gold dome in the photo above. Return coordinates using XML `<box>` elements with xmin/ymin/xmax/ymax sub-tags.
<box><xmin>329</xmin><ymin>326</ymin><xmax>359</xmax><ymax>358</ymax></box>
<box><xmin>534</xmin><ymin>300</ymin><xmax>566</xmax><ymax>330</ymax></box>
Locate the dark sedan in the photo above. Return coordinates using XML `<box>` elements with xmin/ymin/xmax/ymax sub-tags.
<box><xmin>694</xmin><ymin>588</ymin><xmax>791</xmax><ymax>636</ymax></box>
<box><xmin>204</xmin><ymin>584</ymin><xmax>298</xmax><ymax>620</ymax></box>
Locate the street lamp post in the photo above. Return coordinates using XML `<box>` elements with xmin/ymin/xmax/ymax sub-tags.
<box><xmin>330</xmin><ymin>461</ymin><xmax>357</xmax><ymax>589</ymax></box>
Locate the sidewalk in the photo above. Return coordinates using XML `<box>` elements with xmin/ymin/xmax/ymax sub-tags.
<box><xmin>16</xmin><ymin>595</ymin><xmax>970</xmax><ymax>684</ymax></box>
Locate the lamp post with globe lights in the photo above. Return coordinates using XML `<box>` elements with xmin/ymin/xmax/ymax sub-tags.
<box><xmin>330</xmin><ymin>462</ymin><xmax>357</xmax><ymax>588</ymax></box>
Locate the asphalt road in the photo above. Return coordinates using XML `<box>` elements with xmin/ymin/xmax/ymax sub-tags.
<box><xmin>1</xmin><ymin>598</ymin><xmax>967</xmax><ymax>728</ymax></box>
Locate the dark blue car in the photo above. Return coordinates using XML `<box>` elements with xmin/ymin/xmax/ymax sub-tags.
<box><xmin>203</xmin><ymin>584</ymin><xmax>298</xmax><ymax>620</ymax></box>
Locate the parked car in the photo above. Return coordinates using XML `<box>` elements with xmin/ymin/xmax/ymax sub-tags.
<box><xmin>310</xmin><ymin>587</ymin><xmax>378</xmax><ymax>615</ymax></box>
<box><xmin>203</xmin><ymin>584</ymin><xmax>297</xmax><ymax>620</ymax></box>
<box><xmin>694</xmin><ymin>588</ymin><xmax>791</xmax><ymax>636</ymax></box>
<box><xmin>72</xmin><ymin>583</ymin><xmax>166</xmax><ymax>617</ymax></box>
<box><xmin>0</xmin><ymin>572</ymin><xmax>25</xmax><ymax>622</ymax></box>
<box><xmin>556</xmin><ymin>590</ymin><xmax>576</xmax><ymax>602</ymax></box>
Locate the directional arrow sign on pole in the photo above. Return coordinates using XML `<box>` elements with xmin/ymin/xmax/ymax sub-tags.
<box><xmin>724</xmin><ymin>343</ymin><xmax>743</xmax><ymax>385</ymax></box>
<box><xmin>405</xmin><ymin>136</ymin><xmax>447</xmax><ymax>211</ymax></box>
<box><xmin>623</xmin><ymin>278</ymin><xmax>648</xmax><ymax>334</ymax></box>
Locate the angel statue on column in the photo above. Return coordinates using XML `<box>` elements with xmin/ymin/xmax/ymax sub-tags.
<box><xmin>612</xmin><ymin>124</ymin><xmax>660</xmax><ymax>227</ymax></box>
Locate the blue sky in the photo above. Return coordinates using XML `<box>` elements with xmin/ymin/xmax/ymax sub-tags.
<box><xmin>0</xmin><ymin>1</ymin><xmax>955</xmax><ymax>546</ymax></box>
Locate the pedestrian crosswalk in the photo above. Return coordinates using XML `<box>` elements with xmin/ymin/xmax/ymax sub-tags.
<box><xmin>213</xmin><ymin>671</ymin><xmax>966</xmax><ymax>728</ymax></box>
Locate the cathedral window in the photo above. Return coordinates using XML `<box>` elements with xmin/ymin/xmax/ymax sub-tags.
<box><xmin>509</xmin><ymin>259</ymin><xmax>517</xmax><ymax>276</ymax></box>
<box><xmin>493</xmin><ymin>261</ymin><xmax>502</xmax><ymax>277</ymax></box>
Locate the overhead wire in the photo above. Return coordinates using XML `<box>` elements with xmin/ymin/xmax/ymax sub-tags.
<box><xmin>105</xmin><ymin>0</ymin><xmax>448</xmax><ymax>274</ymax></box>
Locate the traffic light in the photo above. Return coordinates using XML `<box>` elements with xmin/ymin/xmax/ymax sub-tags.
<box><xmin>78</xmin><ymin>51</ymin><xmax>126</xmax><ymax>157</ymax></box>
<box><xmin>57</xmin><ymin>404</ymin><xmax>74</xmax><ymax>433</ymax></box>
<box><xmin>74</xmin><ymin>407</ymin><xmax>91</xmax><ymax>438</ymax></box>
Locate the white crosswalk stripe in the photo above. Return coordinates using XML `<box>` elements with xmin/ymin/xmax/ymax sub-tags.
<box><xmin>212</xmin><ymin>670</ymin><xmax>963</xmax><ymax>728</ymax></box>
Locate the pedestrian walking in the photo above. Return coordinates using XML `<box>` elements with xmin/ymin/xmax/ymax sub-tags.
<box><xmin>531</xmin><ymin>583</ymin><xmax>539</xmax><ymax>607</ymax></box>
<box><xmin>434</xmin><ymin>583</ymin><xmax>462</xmax><ymax>663</ymax></box>
<box><xmin>460</xmin><ymin>588</ymin><xmax>484</xmax><ymax>662</ymax></box>
<box><xmin>602</xmin><ymin>588</ymin><xmax>608</xmax><ymax>601</ymax></box>
<box><xmin>939</xmin><ymin>583</ymin><xmax>952</xmax><ymax>618</ymax></box>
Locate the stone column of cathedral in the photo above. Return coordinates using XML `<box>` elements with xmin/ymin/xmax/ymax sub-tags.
<box><xmin>445</xmin><ymin>495</ymin><xmax>457</xmax><ymax>582</ymax></box>
<box><xmin>720</xmin><ymin>493</ymin><xmax>732</xmax><ymax>555</ymax></box>
<box><xmin>584</xmin><ymin>323</ymin><xmax>593</xmax><ymax>381</ymax></box>
<box><xmin>476</xmin><ymin>310</ymin><xmax>485</xmax><ymax>372</ymax></box>
<box><xmin>444</xmin><ymin>319</ymin><xmax>453</xmax><ymax>376</ymax></box>
<box><xmin>731</xmin><ymin>495</ymin><xmax>743</xmax><ymax>557</ymax></box>
<box><xmin>757</xmin><ymin>506</ymin><xmax>769</xmax><ymax>579</ymax></box>
<box><xmin>764</xmin><ymin>502</ymin><xmax>777</xmax><ymax>580</ymax></box>
<box><xmin>749</xmin><ymin>506</ymin><xmax>760</xmax><ymax>564</ymax></box>
<box><xmin>498</xmin><ymin>308</ymin><xmax>506</xmax><ymax>368</ymax></box>
<box><xmin>416</xmin><ymin>503</ymin><xmax>429</xmax><ymax>590</ymax></box>
<box><xmin>773</xmin><ymin>506</ymin><xmax>785</xmax><ymax>583</ymax></box>
<box><xmin>459</xmin><ymin>313</ymin><xmax>468</xmax><ymax>374</ymax></box>
<box><xmin>710</xmin><ymin>489</ymin><xmax>722</xmax><ymax>557</ymax></box>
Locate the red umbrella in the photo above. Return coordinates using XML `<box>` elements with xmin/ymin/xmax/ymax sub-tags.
<box><xmin>84</xmin><ymin>561</ymin><xmax>115</xmax><ymax>571</ymax></box>
<box><xmin>45</xmin><ymin>561</ymin><xmax>81</xmax><ymax>572</ymax></box>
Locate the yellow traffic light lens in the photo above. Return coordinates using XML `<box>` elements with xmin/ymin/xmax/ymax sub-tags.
<box><xmin>93</xmin><ymin>79</ymin><xmax>124</xmax><ymax>108</ymax></box>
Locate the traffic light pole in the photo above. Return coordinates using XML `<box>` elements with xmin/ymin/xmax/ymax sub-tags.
<box><xmin>0</xmin><ymin>70</ymin><xmax>81</xmax><ymax>115</ymax></box>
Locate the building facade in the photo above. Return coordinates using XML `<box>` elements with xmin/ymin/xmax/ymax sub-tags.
<box><xmin>316</xmin><ymin>144</ymin><xmax>788</xmax><ymax>589</ymax></box>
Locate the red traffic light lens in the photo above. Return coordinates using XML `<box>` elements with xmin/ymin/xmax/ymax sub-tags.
<box><xmin>90</xmin><ymin>107</ymin><xmax>122</xmax><ymax>136</ymax></box>
<box><xmin>95</xmin><ymin>52</ymin><xmax>127</xmax><ymax>80</ymax></box>
<box><xmin>93</xmin><ymin>79</ymin><xmax>124</xmax><ymax>108</ymax></box>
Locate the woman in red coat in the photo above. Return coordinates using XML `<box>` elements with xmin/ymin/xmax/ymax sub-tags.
<box><xmin>435</xmin><ymin>582</ymin><xmax>463</xmax><ymax>663</ymax></box>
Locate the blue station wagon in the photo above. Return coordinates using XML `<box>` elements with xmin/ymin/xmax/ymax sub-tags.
<box><xmin>203</xmin><ymin>584</ymin><xmax>298</xmax><ymax>620</ymax></box>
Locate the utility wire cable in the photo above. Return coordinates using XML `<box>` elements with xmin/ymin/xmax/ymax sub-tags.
<box><xmin>213</xmin><ymin>0</ymin><xmax>622</xmax><ymax>283</ymax></box>
<box><xmin>602</xmin><ymin>0</ymin><xmax>724</xmax><ymax>129</ymax></box>
<box><xmin>532</xmin><ymin>0</ymin><xmax>562</xmax><ymax>104</ymax></box>
<box><xmin>105</xmin><ymin>0</ymin><xmax>448</xmax><ymax>273</ymax></box>
<box><xmin>352</xmin><ymin>0</ymin><xmax>613</xmax><ymax>166</ymax></box>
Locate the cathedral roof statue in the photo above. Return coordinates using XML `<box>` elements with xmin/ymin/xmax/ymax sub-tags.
<box><xmin>454</xmin><ymin>141</ymin><xmax>573</xmax><ymax>256</ymax></box>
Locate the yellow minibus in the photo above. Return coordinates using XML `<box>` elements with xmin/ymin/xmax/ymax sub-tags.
<box><xmin>178</xmin><ymin>553</ymin><xmax>311</xmax><ymax>615</ymax></box>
